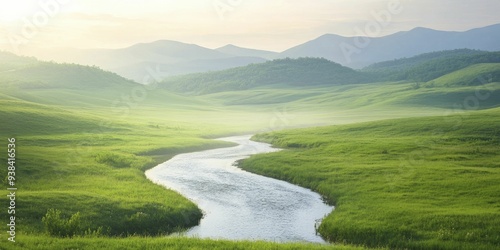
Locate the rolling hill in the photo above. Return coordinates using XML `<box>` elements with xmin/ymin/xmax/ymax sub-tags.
<box><xmin>0</xmin><ymin>62</ymin><xmax>137</xmax><ymax>90</ymax></box>
<box><xmin>157</xmin><ymin>51</ymin><xmax>500</xmax><ymax>110</ymax></box>
<box><xmin>0</xmin><ymin>52</ymin><xmax>213</xmax><ymax>109</ymax></box>
<box><xmin>427</xmin><ymin>63</ymin><xmax>500</xmax><ymax>87</ymax></box>
<box><xmin>0</xmin><ymin>53</ymin><xmax>138</xmax><ymax>106</ymax></box>
<box><xmin>363</xmin><ymin>49</ymin><xmax>500</xmax><ymax>82</ymax></box>
<box><xmin>160</xmin><ymin>58</ymin><xmax>372</xmax><ymax>95</ymax></box>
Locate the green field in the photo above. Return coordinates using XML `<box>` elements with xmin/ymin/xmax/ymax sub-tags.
<box><xmin>1</xmin><ymin>52</ymin><xmax>499</xmax><ymax>249</ymax></box>
<box><xmin>241</xmin><ymin>108</ymin><xmax>500</xmax><ymax>249</ymax></box>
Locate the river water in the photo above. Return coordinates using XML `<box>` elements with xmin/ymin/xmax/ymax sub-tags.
<box><xmin>145</xmin><ymin>135</ymin><xmax>333</xmax><ymax>243</ymax></box>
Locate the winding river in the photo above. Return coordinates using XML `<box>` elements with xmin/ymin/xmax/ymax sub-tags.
<box><xmin>145</xmin><ymin>135</ymin><xmax>333</xmax><ymax>243</ymax></box>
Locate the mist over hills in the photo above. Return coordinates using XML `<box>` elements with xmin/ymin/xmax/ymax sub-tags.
<box><xmin>24</xmin><ymin>23</ymin><xmax>500</xmax><ymax>82</ymax></box>
<box><xmin>159</xmin><ymin>50</ymin><xmax>500</xmax><ymax>96</ymax></box>
<box><xmin>2</xmin><ymin>48</ymin><xmax>500</xmax><ymax>110</ymax></box>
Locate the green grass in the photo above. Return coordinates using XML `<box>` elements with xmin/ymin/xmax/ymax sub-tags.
<box><xmin>0</xmin><ymin>96</ymin><xmax>378</xmax><ymax>248</ymax></box>
<box><xmin>240</xmin><ymin>108</ymin><xmax>500</xmax><ymax>249</ymax></box>
<box><xmin>1</xmin><ymin>236</ymin><xmax>369</xmax><ymax>250</ymax></box>
<box><xmin>1</xmin><ymin>81</ymin><xmax>498</xmax><ymax>248</ymax></box>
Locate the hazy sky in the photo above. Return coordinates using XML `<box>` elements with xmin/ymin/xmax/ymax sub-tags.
<box><xmin>1</xmin><ymin>0</ymin><xmax>499</xmax><ymax>53</ymax></box>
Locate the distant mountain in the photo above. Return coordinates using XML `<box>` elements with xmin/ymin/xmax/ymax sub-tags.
<box><xmin>37</xmin><ymin>40</ymin><xmax>231</xmax><ymax>67</ymax></box>
<box><xmin>29</xmin><ymin>40</ymin><xmax>269</xmax><ymax>82</ymax></box>
<box><xmin>280</xmin><ymin>23</ymin><xmax>500</xmax><ymax>68</ymax></box>
<box><xmin>160</xmin><ymin>57</ymin><xmax>372</xmax><ymax>95</ymax></box>
<box><xmin>363</xmin><ymin>49</ymin><xmax>500</xmax><ymax>82</ymax></box>
<box><xmin>23</xmin><ymin>23</ymin><xmax>500</xmax><ymax>81</ymax></box>
<box><xmin>124</xmin><ymin>40</ymin><xmax>228</xmax><ymax>62</ymax></box>
<box><xmin>215</xmin><ymin>44</ymin><xmax>278</xmax><ymax>60</ymax></box>
<box><xmin>109</xmin><ymin>56</ymin><xmax>266</xmax><ymax>84</ymax></box>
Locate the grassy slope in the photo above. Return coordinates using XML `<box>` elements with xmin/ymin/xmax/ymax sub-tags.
<box><xmin>0</xmin><ymin>58</ymin><xmax>245</xmax><ymax>238</ymax></box>
<box><xmin>0</xmin><ymin>99</ymin><xmax>240</xmax><ymax>238</ymax></box>
<box><xmin>240</xmin><ymin>108</ymin><xmax>500</xmax><ymax>249</ymax></box>
<box><xmin>427</xmin><ymin>63</ymin><xmax>500</xmax><ymax>87</ymax></box>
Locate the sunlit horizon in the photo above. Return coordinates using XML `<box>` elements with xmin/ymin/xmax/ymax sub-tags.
<box><xmin>1</xmin><ymin>0</ymin><xmax>500</xmax><ymax>54</ymax></box>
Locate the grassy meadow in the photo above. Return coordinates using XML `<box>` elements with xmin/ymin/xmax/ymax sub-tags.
<box><xmin>0</xmin><ymin>99</ymin><xmax>237</xmax><ymax>237</ymax></box>
<box><xmin>0</xmin><ymin>95</ymin><xmax>376</xmax><ymax>249</ymax></box>
<box><xmin>1</xmin><ymin>53</ymin><xmax>499</xmax><ymax>249</ymax></box>
<box><xmin>240</xmin><ymin>108</ymin><xmax>500</xmax><ymax>249</ymax></box>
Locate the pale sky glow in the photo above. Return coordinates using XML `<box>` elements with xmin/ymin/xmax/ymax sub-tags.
<box><xmin>1</xmin><ymin>0</ymin><xmax>500</xmax><ymax>54</ymax></box>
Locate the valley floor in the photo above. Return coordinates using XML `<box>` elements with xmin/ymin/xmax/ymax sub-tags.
<box><xmin>1</xmin><ymin>60</ymin><xmax>499</xmax><ymax>249</ymax></box>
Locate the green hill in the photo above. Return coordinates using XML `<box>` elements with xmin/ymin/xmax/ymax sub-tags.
<box><xmin>427</xmin><ymin>63</ymin><xmax>500</xmax><ymax>87</ymax></box>
<box><xmin>0</xmin><ymin>61</ymin><xmax>137</xmax><ymax>90</ymax></box>
<box><xmin>160</xmin><ymin>57</ymin><xmax>372</xmax><ymax>95</ymax></box>
<box><xmin>0</xmin><ymin>55</ymin><xmax>215</xmax><ymax>109</ymax></box>
<box><xmin>0</xmin><ymin>51</ymin><xmax>38</xmax><ymax>71</ymax></box>
<box><xmin>0</xmin><ymin>55</ymin><xmax>141</xmax><ymax>106</ymax></box>
<box><xmin>0</xmin><ymin>99</ymin><xmax>235</xmax><ymax>240</ymax></box>
<box><xmin>363</xmin><ymin>49</ymin><xmax>500</xmax><ymax>82</ymax></box>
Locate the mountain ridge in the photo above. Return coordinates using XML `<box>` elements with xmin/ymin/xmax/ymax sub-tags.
<box><xmin>280</xmin><ymin>23</ymin><xmax>500</xmax><ymax>68</ymax></box>
<box><xmin>20</xmin><ymin>23</ymin><xmax>500</xmax><ymax>81</ymax></box>
<box><xmin>215</xmin><ymin>44</ymin><xmax>278</xmax><ymax>60</ymax></box>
